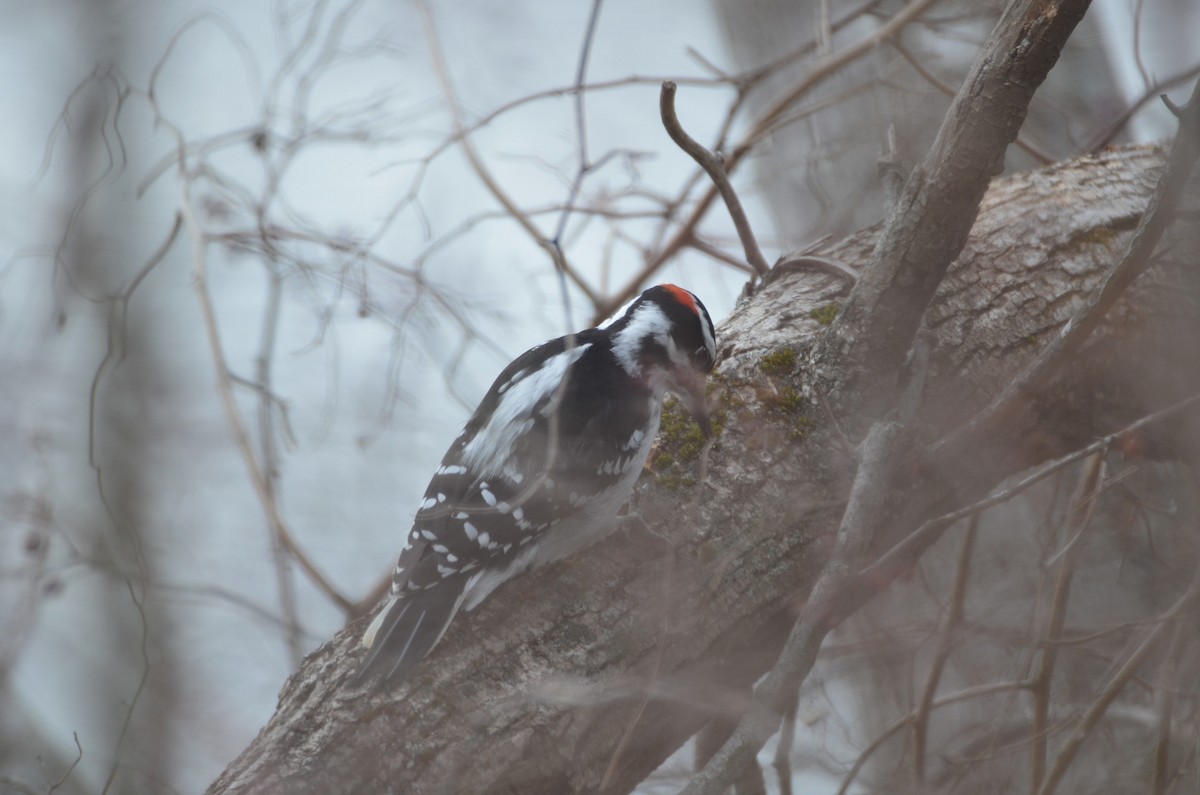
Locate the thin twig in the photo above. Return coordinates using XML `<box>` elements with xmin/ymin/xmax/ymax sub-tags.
<box><xmin>46</xmin><ymin>732</ymin><xmax>83</xmax><ymax>794</ymax></box>
<box><xmin>180</xmin><ymin>178</ymin><xmax>355</xmax><ymax>614</ymax></box>
<box><xmin>1161</xmin><ymin>93</ymin><xmax>1184</xmax><ymax>118</ymax></box>
<box><xmin>772</xmin><ymin>696</ymin><xmax>800</xmax><ymax>795</ymax></box>
<box><xmin>1085</xmin><ymin>62</ymin><xmax>1200</xmax><ymax>152</ymax></box>
<box><xmin>256</xmin><ymin>259</ymin><xmax>304</xmax><ymax>666</ymax></box>
<box><xmin>1030</xmin><ymin>452</ymin><xmax>1106</xmax><ymax>793</ymax></box>
<box><xmin>687</xmin><ymin>235</ymin><xmax>758</xmax><ymax>275</ymax></box>
<box><xmin>912</xmin><ymin>512</ymin><xmax>979</xmax><ymax>785</ymax></box>
<box><xmin>592</xmin><ymin>0</ymin><xmax>941</xmax><ymax>323</ymax></box>
<box><xmin>838</xmin><ymin>680</ymin><xmax>1035</xmax><ymax>795</ymax></box>
<box><xmin>659</xmin><ymin>80</ymin><xmax>769</xmax><ymax>278</ymax></box>
<box><xmin>888</xmin><ymin>38</ymin><xmax>1055</xmax><ymax>164</ymax></box>
<box><xmin>878</xmin><ymin>122</ymin><xmax>905</xmax><ymax>215</ymax></box>
<box><xmin>816</xmin><ymin>0</ymin><xmax>833</xmax><ymax>55</ymax></box>
<box><xmin>100</xmin><ymin>580</ymin><xmax>152</xmax><ymax>795</ymax></box>
<box><xmin>414</xmin><ymin>0</ymin><xmax>599</xmax><ymax>307</ymax></box>
<box><xmin>550</xmin><ymin>0</ymin><xmax>604</xmax><ymax>327</ymax></box>
<box><xmin>1132</xmin><ymin>0</ymin><xmax>1152</xmax><ymax>94</ymax></box>
<box><xmin>864</xmin><ymin>392</ymin><xmax>1200</xmax><ymax>600</ymax></box>
<box><xmin>737</xmin><ymin>0</ymin><xmax>883</xmax><ymax>86</ymax></box>
<box><xmin>1152</xmin><ymin>619</ymin><xmax>1185</xmax><ymax>795</ymax></box>
<box><xmin>1035</xmin><ymin>569</ymin><xmax>1200</xmax><ymax>795</ymax></box>
<box><xmin>598</xmin><ymin>538</ymin><xmax>674</xmax><ymax>790</ymax></box>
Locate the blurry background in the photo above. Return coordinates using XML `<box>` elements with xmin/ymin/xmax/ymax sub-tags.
<box><xmin>1</xmin><ymin>1</ymin><xmax>1196</xmax><ymax>793</ymax></box>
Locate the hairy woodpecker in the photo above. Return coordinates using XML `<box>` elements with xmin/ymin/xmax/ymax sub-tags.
<box><xmin>358</xmin><ymin>284</ymin><xmax>716</xmax><ymax>683</ymax></box>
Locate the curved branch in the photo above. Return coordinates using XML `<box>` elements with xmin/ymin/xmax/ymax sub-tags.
<box><xmin>591</xmin><ymin>0</ymin><xmax>943</xmax><ymax>324</ymax></box>
<box><xmin>659</xmin><ymin>80</ymin><xmax>769</xmax><ymax>277</ymax></box>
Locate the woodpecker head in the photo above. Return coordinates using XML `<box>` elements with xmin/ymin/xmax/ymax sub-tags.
<box><xmin>611</xmin><ymin>284</ymin><xmax>717</xmax><ymax>435</ymax></box>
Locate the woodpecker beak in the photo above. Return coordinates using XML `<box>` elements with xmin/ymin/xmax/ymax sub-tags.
<box><xmin>670</xmin><ymin>366</ymin><xmax>713</xmax><ymax>439</ymax></box>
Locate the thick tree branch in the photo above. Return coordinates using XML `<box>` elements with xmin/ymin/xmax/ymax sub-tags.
<box><xmin>928</xmin><ymin>78</ymin><xmax>1200</xmax><ymax>475</ymax></box>
<box><xmin>208</xmin><ymin>142</ymin><xmax>1199</xmax><ymax>795</ymax></box>
<box><xmin>825</xmin><ymin>0</ymin><xmax>1092</xmax><ymax>413</ymax></box>
<box><xmin>682</xmin><ymin>3</ymin><xmax>1096</xmax><ymax>788</ymax></box>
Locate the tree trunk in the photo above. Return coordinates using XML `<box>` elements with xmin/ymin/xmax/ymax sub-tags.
<box><xmin>208</xmin><ymin>143</ymin><xmax>1200</xmax><ymax>795</ymax></box>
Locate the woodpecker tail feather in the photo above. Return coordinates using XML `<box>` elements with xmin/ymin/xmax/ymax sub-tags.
<box><xmin>357</xmin><ymin>577</ymin><xmax>468</xmax><ymax>684</ymax></box>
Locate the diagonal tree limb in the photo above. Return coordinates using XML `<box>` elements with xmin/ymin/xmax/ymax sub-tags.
<box><xmin>681</xmin><ymin>2</ymin><xmax>1094</xmax><ymax>789</ymax></box>
<box><xmin>1035</xmin><ymin>566</ymin><xmax>1200</xmax><ymax>795</ymax></box>
<box><xmin>824</xmin><ymin>0</ymin><xmax>1093</xmax><ymax>416</ymax></box>
<box><xmin>679</xmin><ymin>334</ymin><xmax>932</xmax><ymax>794</ymax></box>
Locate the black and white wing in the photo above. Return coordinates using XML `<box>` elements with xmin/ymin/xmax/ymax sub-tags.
<box><xmin>358</xmin><ymin>332</ymin><xmax>651</xmax><ymax>682</ymax></box>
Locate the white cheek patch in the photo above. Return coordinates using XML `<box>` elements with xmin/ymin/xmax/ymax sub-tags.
<box><xmin>612</xmin><ymin>302</ymin><xmax>671</xmax><ymax>375</ymax></box>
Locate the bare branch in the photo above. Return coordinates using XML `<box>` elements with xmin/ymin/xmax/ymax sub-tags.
<box><xmin>838</xmin><ymin>680</ymin><xmax>1035</xmax><ymax>795</ymax></box>
<box><xmin>1085</xmin><ymin>62</ymin><xmax>1200</xmax><ymax>151</ymax></box>
<box><xmin>851</xmin><ymin>391</ymin><xmax>1200</xmax><ymax>620</ymax></box>
<box><xmin>181</xmin><ymin>180</ymin><xmax>355</xmax><ymax>615</ymax></box>
<box><xmin>414</xmin><ymin>0</ymin><xmax>600</xmax><ymax>307</ymax></box>
<box><xmin>659</xmin><ymin>80</ymin><xmax>769</xmax><ymax>277</ymax></box>
<box><xmin>1151</xmin><ymin>619</ymin><xmax>1186</xmax><ymax>795</ymax></box>
<box><xmin>888</xmin><ymin>37</ymin><xmax>1055</xmax><ymax>164</ymax></box>
<box><xmin>827</xmin><ymin>0</ymin><xmax>1094</xmax><ymax>406</ymax></box>
<box><xmin>912</xmin><ymin>513</ymin><xmax>978</xmax><ymax>786</ymax></box>
<box><xmin>1030</xmin><ymin>453</ymin><xmax>1107</xmax><ymax>791</ymax></box>
<box><xmin>680</xmin><ymin>335</ymin><xmax>933</xmax><ymax>794</ymax></box>
<box><xmin>1035</xmin><ymin>570</ymin><xmax>1200</xmax><ymax>795</ymax></box>
<box><xmin>591</xmin><ymin>0</ymin><xmax>942</xmax><ymax>323</ymax></box>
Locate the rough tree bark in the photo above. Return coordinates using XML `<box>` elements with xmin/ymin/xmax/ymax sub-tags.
<box><xmin>207</xmin><ymin>143</ymin><xmax>1200</xmax><ymax>795</ymax></box>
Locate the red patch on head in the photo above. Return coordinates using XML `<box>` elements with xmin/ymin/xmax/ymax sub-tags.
<box><xmin>661</xmin><ymin>283</ymin><xmax>698</xmax><ymax>315</ymax></box>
